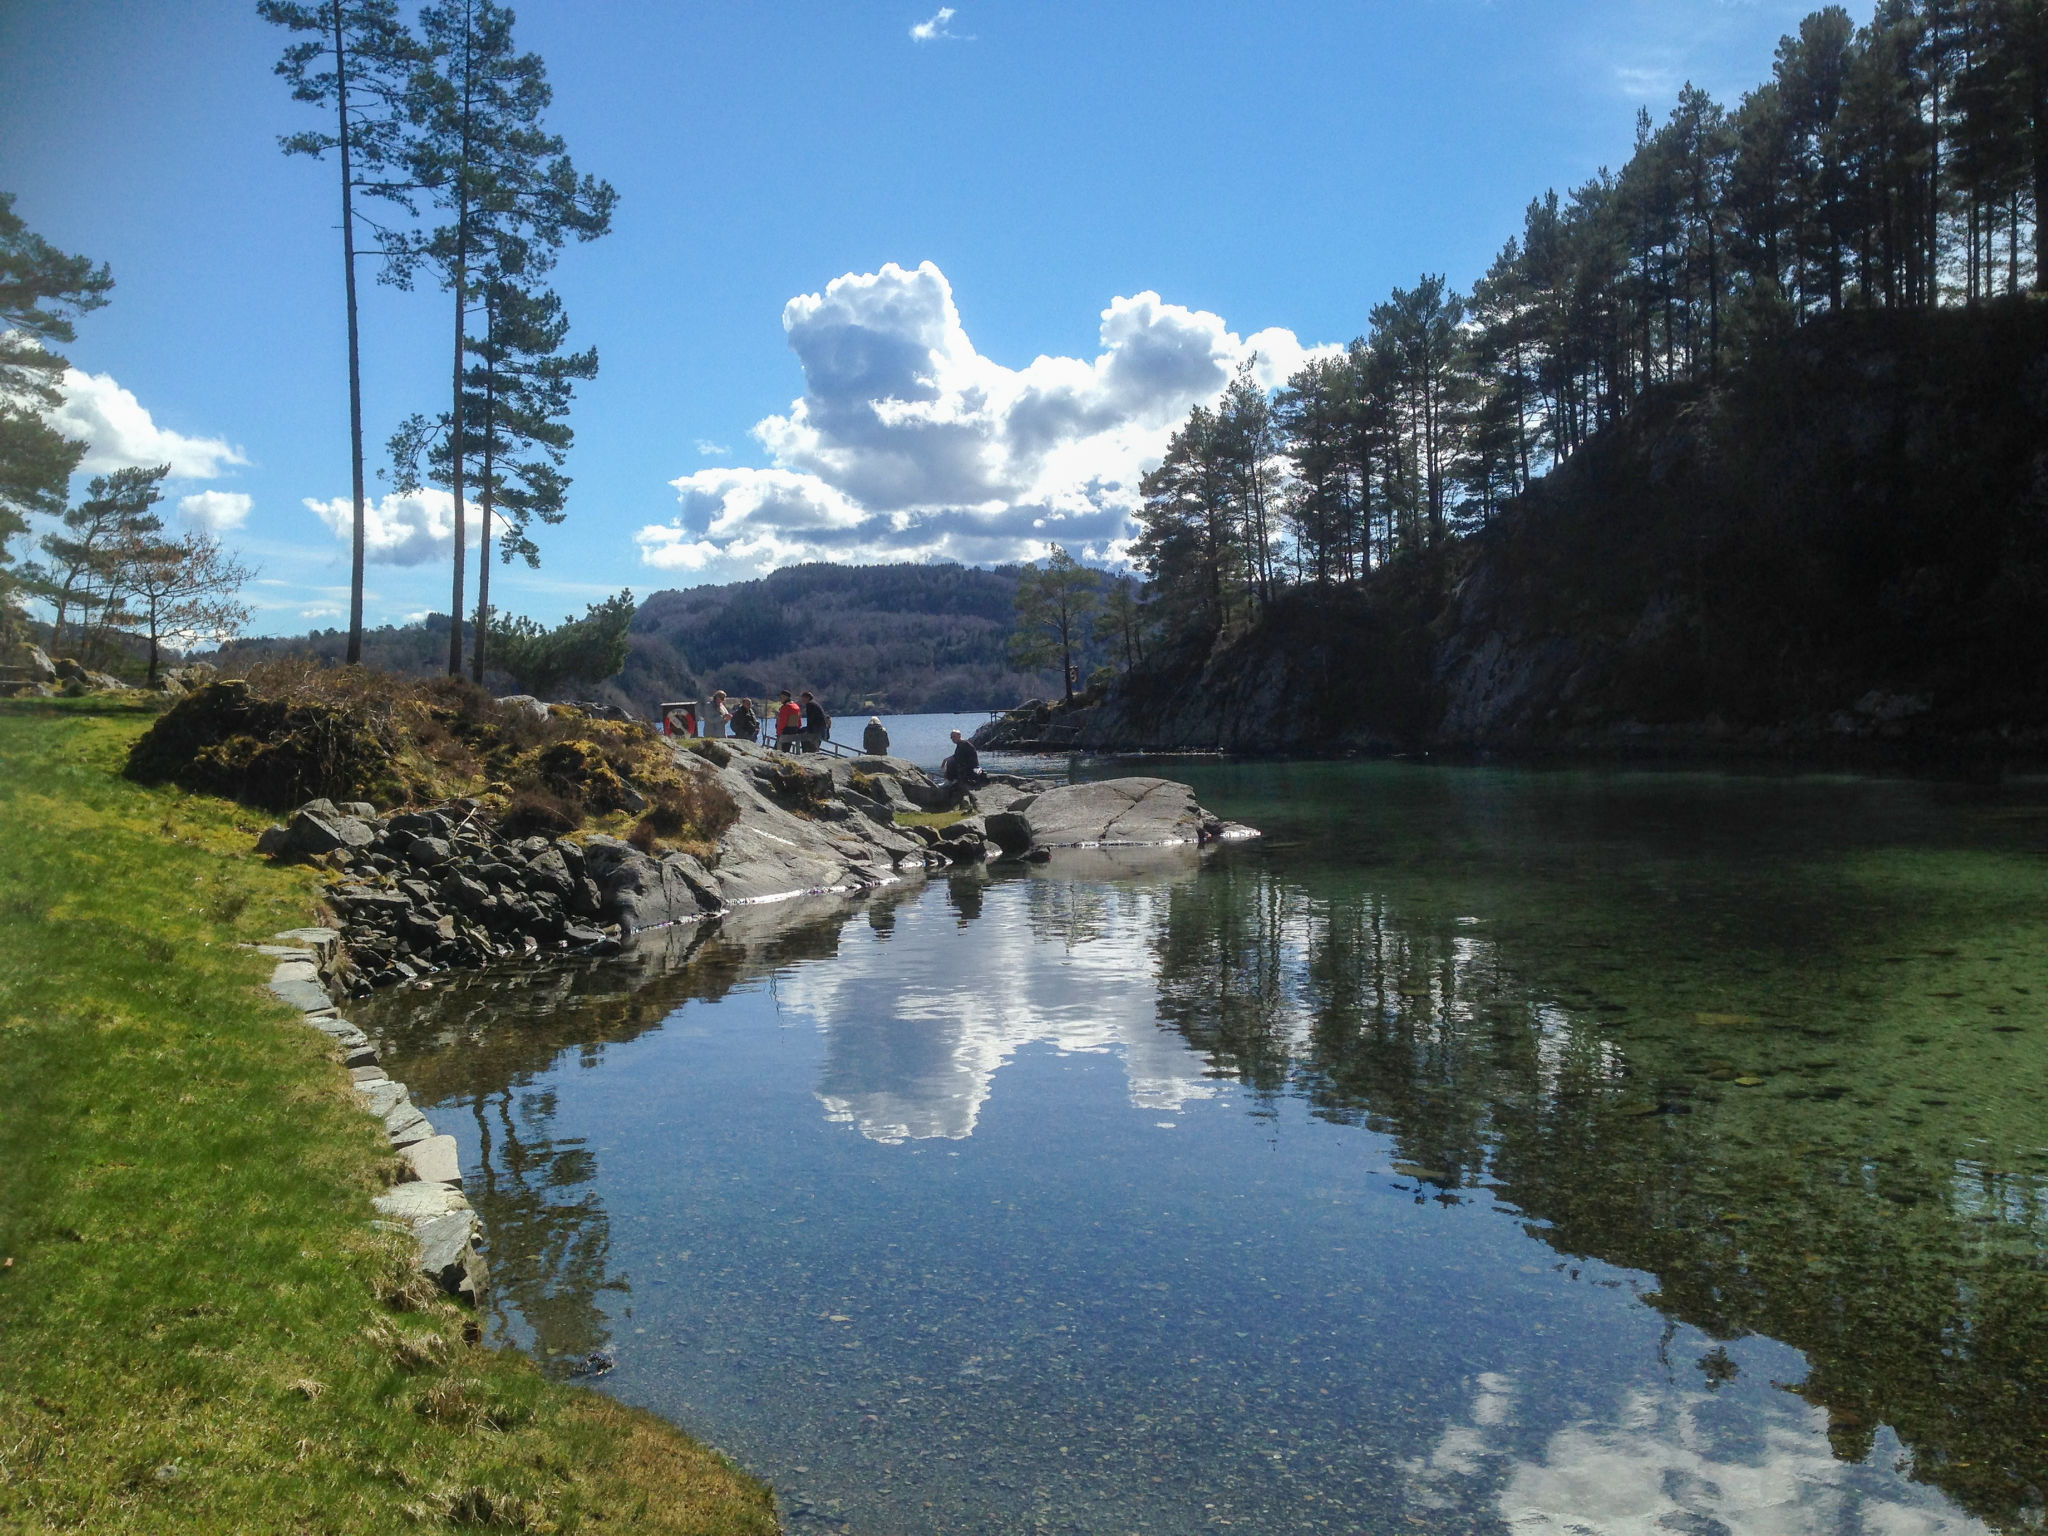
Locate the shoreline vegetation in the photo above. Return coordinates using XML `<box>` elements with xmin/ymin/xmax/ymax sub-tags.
<box><xmin>1</xmin><ymin>674</ymin><xmax>1242</xmax><ymax>1531</ymax></box>
<box><xmin>0</xmin><ymin>697</ymin><xmax>775</xmax><ymax>1534</ymax></box>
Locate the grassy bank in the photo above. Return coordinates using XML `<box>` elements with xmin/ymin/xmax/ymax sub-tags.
<box><xmin>0</xmin><ymin>699</ymin><xmax>775</xmax><ymax>1534</ymax></box>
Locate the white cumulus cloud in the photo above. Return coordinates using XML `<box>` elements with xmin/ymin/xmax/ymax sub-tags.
<box><xmin>305</xmin><ymin>488</ymin><xmax>479</xmax><ymax>567</ymax></box>
<box><xmin>640</xmin><ymin>260</ymin><xmax>1333</xmax><ymax>583</ymax></box>
<box><xmin>910</xmin><ymin>6</ymin><xmax>963</xmax><ymax>41</ymax></box>
<box><xmin>178</xmin><ymin>490</ymin><xmax>252</xmax><ymax>531</ymax></box>
<box><xmin>48</xmin><ymin>368</ymin><xmax>248</xmax><ymax>479</ymax></box>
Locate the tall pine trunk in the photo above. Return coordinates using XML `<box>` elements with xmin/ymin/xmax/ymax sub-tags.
<box><xmin>334</xmin><ymin>0</ymin><xmax>368</xmax><ymax>666</ymax></box>
<box><xmin>445</xmin><ymin>23</ymin><xmax>473</xmax><ymax>678</ymax></box>
<box><xmin>472</xmin><ymin>320</ymin><xmax>494</xmax><ymax>684</ymax></box>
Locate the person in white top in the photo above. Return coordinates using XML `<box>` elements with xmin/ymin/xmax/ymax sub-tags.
<box><xmin>704</xmin><ymin>689</ymin><xmax>732</xmax><ymax>738</ymax></box>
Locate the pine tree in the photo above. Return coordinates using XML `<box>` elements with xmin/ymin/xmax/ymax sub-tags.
<box><xmin>1010</xmin><ymin>545</ymin><xmax>1102</xmax><ymax>704</ymax></box>
<box><xmin>401</xmin><ymin>0</ymin><xmax>615</xmax><ymax>675</ymax></box>
<box><xmin>0</xmin><ymin>193</ymin><xmax>112</xmax><ymax>635</ymax></box>
<box><xmin>259</xmin><ymin>0</ymin><xmax>424</xmax><ymax>664</ymax></box>
<box><xmin>33</xmin><ymin>465</ymin><xmax>170</xmax><ymax>655</ymax></box>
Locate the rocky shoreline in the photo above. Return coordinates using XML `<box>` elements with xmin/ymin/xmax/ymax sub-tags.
<box><xmin>249</xmin><ymin>730</ymin><xmax>1254</xmax><ymax>1301</ymax></box>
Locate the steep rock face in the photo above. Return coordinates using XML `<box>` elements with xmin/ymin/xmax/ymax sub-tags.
<box><xmin>984</xmin><ymin>306</ymin><xmax>2048</xmax><ymax>761</ymax></box>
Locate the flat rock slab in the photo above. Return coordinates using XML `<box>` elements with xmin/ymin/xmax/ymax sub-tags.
<box><xmin>356</xmin><ymin>1079</ymin><xmax>409</xmax><ymax>1118</ymax></box>
<box><xmin>398</xmin><ymin>1134</ymin><xmax>462</xmax><ymax>1185</ymax></box>
<box><xmin>384</xmin><ymin>1101</ymin><xmax>433</xmax><ymax>1146</ymax></box>
<box><xmin>267</xmin><ymin>977</ymin><xmax>335</xmax><ymax>1014</ymax></box>
<box><xmin>373</xmin><ymin>1182</ymin><xmax>471</xmax><ymax>1223</ymax></box>
<box><xmin>273</xmin><ymin>926</ymin><xmax>341</xmax><ymax>957</ymax></box>
<box><xmin>269</xmin><ymin>959</ymin><xmax>320</xmax><ymax>987</ymax></box>
<box><xmin>1020</xmin><ymin>778</ymin><xmax>1207</xmax><ymax>847</ymax></box>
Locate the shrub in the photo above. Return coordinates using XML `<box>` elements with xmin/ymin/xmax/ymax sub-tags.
<box><xmin>501</xmin><ymin>788</ymin><xmax>582</xmax><ymax>839</ymax></box>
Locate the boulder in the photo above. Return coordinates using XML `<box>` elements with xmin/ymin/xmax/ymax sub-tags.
<box><xmin>355</xmin><ymin>1079</ymin><xmax>410</xmax><ymax>1119</ymax></box>
<box><xmin>982</xmin><ymin>809</ymin><xmax>1034</xmax><ymax>857</ymax></box>
<box><xmin>254</xmin><ymin>826</ymin><xmax>291</xmax><ymax>857</ymax></box>
<box><xmin>496</xmin><ymin>694</ymin><xmax>551</xmax><ymax>720</ymax></box>
<box><xmin>398</xmin><ymin>1134</ymin><xmax>462</xmax><ymax>1185</ymax></box>
<box><xmin>580</xmin><ymin>836</ymin><xmax>715</xmax><ymax>934</ymax></box>
<box><xmin>1018</xmin><ymin>777</ymin><xmax>1208</xmax><ymax>847</ymax></box>
<box><xmin>414</xmin><ymin>1210</ymin><xmax>488</xmax><ymax>1300</ymax></box>
<box><xmin>286</xmin><ymin>808</ymin><xmax>372</xmax><ymax>855</ymax></box>
<box><xmin>385</xmin><ymin>1101</ymin><xmax>434</xmax><ymax>1146</ymax></box>
<box><xmin>522</xmin><ymin>845</ymin><xmax>575</xmax><ymax>897</ymax></box>
<box><xmin>403</xmin><ymin>834</ymin><xmax>452</xmax><ymax>868</ymax></box>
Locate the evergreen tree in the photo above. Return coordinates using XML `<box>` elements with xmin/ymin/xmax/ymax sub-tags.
<box><xmin>388</xmin><ymin>264</ymin><xmax>598</xmax><ymax>681</ymax></box>
<box><xmin>0</xmin><ymin>193</ymin><xmax>112</xmax><ymax>635</ymax></box>
<box><xmin>400</xmin><ymin>0</ymin><xmax>615</xmax><ymax>675</ymax></box>
<box><xmin>259</xmin><ymin>0</ymin><xmax>424</xmax><ymax>665</ymax></box>
<box><xmin>32</xmin><ymin>464</ymin><xmax>170</xmax><ymax>655</ymax></box>
<box><xmin>1010</xmin><ymin>545</ymin><xmax>1102</xmax><ymax>704</ymax></box>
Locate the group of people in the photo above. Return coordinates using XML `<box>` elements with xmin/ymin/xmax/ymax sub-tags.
<box><xmin>660</xmin><ymin>695</ymin><xmax>986</xmax><ymax>791</ymax></box>
<box><xmin>663</xmin><ymin>688</ymin><xmax>879</xmax><ymax>757</ymax></box>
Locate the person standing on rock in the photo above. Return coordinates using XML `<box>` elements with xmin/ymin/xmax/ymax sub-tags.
<box><xmin>863</xmin><ymin>716</ymin><xmax>890</xmax><ymax>755</ymax></box>
<box><xmin>800</xmin><ymin>690</ymin><xmax>829</xmax><ymax>752</ymax></box>
<box><xmin>731</xmin><ymin>697</ymin><xmax>760</xmax><ymax>742</ymax></box>
<box><xmin>704</xmin><ymin>689</ymin><xmax>732</xmax><ymax>739</ymax></box>
<box><xmin>775</xmin><ymin>691</ymin><xmax>801</xmax><ymax>750</ymax></box>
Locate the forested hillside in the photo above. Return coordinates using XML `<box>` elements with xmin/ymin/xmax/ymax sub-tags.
<box><xmin>992</xmin><ymin>0</ymin><xmax>2048</xmax><ymax>761</ymax></box>
<box><xmin>615</xmin><ymin>562</ymin><xmax>1059</xmax><ymax>716</ymax></box>
<box><xmin>1124</xmin><ymin>0</ymin><xmax>2044</xmax><ymax>641</ymax></box>
<box><xmin>216</xmin><ymin>563</ymin><xmax>1063</xmax><ymax>716</ymax></box>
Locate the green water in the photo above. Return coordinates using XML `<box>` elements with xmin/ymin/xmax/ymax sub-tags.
<box><xmin>363</xmin><ymin>762</ymin><xmax>2048</xmax><ymax>1533</ymax></box>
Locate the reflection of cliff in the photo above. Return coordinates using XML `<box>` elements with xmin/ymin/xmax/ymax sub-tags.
<box><xmin>783</xmin><ymin>852</ymin><xmax>1220</xmax><ymax>1143</ymax></box>
<box><xmin>1143</xmin><ymin>862</ymin><xmax>2048</xmax><ymax>1531</ymax></box>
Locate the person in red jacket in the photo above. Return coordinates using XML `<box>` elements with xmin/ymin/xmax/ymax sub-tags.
<box><xmin>774</xmin><ymin>690</ymin><xmax>802</xmax><ymax>750</ymax></box>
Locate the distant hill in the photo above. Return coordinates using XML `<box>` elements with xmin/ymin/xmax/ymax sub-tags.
<box><xmin>211</xmin><ymin>562</ymin><xmax>1065</xmax><ymax>717</ymax></box>
<box><xmin>616</xmin><ymin>562</ymin><xmax>1059</xmax><ymax>717</ymax></box>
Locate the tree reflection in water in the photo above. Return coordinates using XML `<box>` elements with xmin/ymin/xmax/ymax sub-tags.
<box><xmin>358</xmin><ymin>768</ymin><xmax>2047</xmax><ymax>1528</ymax></box>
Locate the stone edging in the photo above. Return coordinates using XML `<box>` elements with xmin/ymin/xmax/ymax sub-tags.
<box><xmin>255</xmin><ymin>926</ymin><xmax>487</xmax><ymax>1304</ymax></box>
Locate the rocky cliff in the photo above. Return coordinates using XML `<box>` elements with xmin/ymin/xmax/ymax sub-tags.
<box><xmin>981</xmin><ymin>303</ymin><xmax>2048</xmax><ymax>765</ymax></box>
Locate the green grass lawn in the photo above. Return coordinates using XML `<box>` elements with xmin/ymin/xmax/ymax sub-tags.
<box><xmin>0</xmin><ymin>699</ymin><xmax>776</xmax><ymax>1534</ymax></box>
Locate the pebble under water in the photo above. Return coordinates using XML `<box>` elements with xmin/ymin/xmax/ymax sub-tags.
<box><xmin>361</xmin><ymin>759</ymin><xmax>2048</xmax><ymax>1534</ymax></box>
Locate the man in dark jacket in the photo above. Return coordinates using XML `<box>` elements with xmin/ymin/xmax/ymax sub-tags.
<box><xmin>942</xmin><ymin>729</ymin><xmax>983</xmax><ymax>787</ymax></box>
<box><xmin>862</xmin><ymin>716</ymin><xmax>890</xmax><ymax>755</ymax></box>
<box><xmin>799</xmin><ymin>691</ymin><xmax>829</xmax><ymax>752</ymax></box>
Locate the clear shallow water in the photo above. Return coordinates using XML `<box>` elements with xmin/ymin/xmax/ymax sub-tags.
<box><xmin>362</xmin><ymin>763</ymin><xmax>2048</xmax><ymax>1534</ymax></box>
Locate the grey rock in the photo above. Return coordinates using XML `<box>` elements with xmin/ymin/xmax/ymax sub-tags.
<box><xmin>438</xmin><ymin>869</ymin><xmax>491</xmax><ymax>911</ymax></box>
<box><xmin>580</xmin><ymin>836</ymin><xmax>715</xmax><ymax>933</ymax></box>
<box><xmin>372</xmin><ymin>1182</ymin><xmax>470</xmax><ymax>1222</ymax></box>
<box><xmin>1020</xmin><ymin>777</ymin><xmax>1208</xmax><ymax>847</ymax></box>
<box><xmin>20</xmin><ymin>645</ymin><xmax>56</xmax><ymax>681</ymax></box>
<box><xmin>255</xmin><ymin>826</ymin><xmax>291</xmax><ymax>857</ymax></box>
<box><xmin>414</xmin><ymin>1211</ymin><xmax>487</xmax><ymax>1300</ymax></box>
<box><xmin>523</xmin><ymin>845</ymin><xmax>575</xmax><ymax>897</ymax></box>
<box><xmin>355</xmin><ymin>1078</ymin><xmax>410</xmax><ymax>1118</ymax></box>
<box><xmin>982</xmin><ymin>809</ymin><xmax>1034</xmax><ymax>857</ymax></box>
<box><xmin>267</xmin><ymin>977</ymin><xmax>336</xmax><ymax>1014</ymax></box>
<box><xmin>404</xmin><ymin>834</ymin><xmax>452</xmax><ymax>868</ymax></box>
<box><xmin>269</xmin><ymin>958</ymin><xmax>319</xmax><ymax>987</ymax></box>
<box><xmin>398</xmin><ymin>1134</ymin><xmax>462</xmax><ymax>1185</ymax></box>
<box><xmin>292</xmin><ymin>798</ymin><xmax>341</xmax><ymax>821</ymax></box>
<box><xmin>272</xmin><ymin>926</ymin><xmax>341</xmax><ymax>956</ymax></box>
<box><xmin>659</xmin><ymin>851</ymin><xmax>726</xmax><ymax>913</ymax></box>
<box><xmin>309</xmin><ymin>1018</ymin><xmax>370</xmax><ymax>1051</ymax></box>
<box><xmin>343</xmin><ymin>1043</ymin><xmax>380</xmax><ymax>1069</ymax></box>
<box><xmin>496</xmin><ymin>693</ymin><xmax>551</xmax><ymax>720</ymax></box>
<box><xmin>350</xmin><ymin>1065</ymin><xmax>388</xmax><ymax>1085</ymax></box>
<box><xmin>340</xmin><ymin>801</ymin><xmax>376</xmax><ymax>818</ymax></box>
<box><xmin>384</xmin><ymin>1101</ymin><xmax>432</xmax><ymax>1146</ymax></box>
<box><xmin>285</xmin><ymin>810</ymin><xmax>347</xmax><ymax>855</ymax></box>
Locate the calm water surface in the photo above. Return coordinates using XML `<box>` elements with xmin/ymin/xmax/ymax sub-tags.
<box><xmin>362</xmin><ymin>762</ymin><xmax>2048</xmax><ymax>1535</ymax></box>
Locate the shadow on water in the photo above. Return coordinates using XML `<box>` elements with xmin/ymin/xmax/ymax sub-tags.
<box><xmin>360</xmin><ymin>762</ymin><xmax>2048</xmax><ymax>1531</ymax></box>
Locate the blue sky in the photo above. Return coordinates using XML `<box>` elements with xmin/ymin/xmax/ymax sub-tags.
<box><xmin>0</xmin><ymin>0</ymin><xmax>1847</xmax><ymax>635</ymax></box>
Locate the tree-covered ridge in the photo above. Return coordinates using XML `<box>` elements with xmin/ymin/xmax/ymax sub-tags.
<box><xmin>1135</xmin><ymin>0</ymin><xmax>2047</xmax><ymax>635</ymax></box>
<box><xmin>620</xmin><ymin>562</ymin><xmax>1063</xmax><ymax>715</ymax></box>
<box><xmin>210</xmin><ymin>562</ymin><xmax>1070</xmax><ymax>714</ymax></box>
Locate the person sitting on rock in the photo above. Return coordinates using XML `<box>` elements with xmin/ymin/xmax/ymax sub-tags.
<box><xmin>863</xmin><ymin>716</ymin><xmax>890</xmax><ymax>755</ymax></box>
<box><xmin>942</xmin><ymin>729</ymin><xmax>987</xmax><ymax>792</ymax></box>
<box><xmin>799</xmin><ymin>690</ymin><xmax>829</xmax><ymax>753</ymax></box>
<box><xmin>775</xmin><ymin>691</ymin><xmax>801</xmax><ymax>750</ymax></box>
